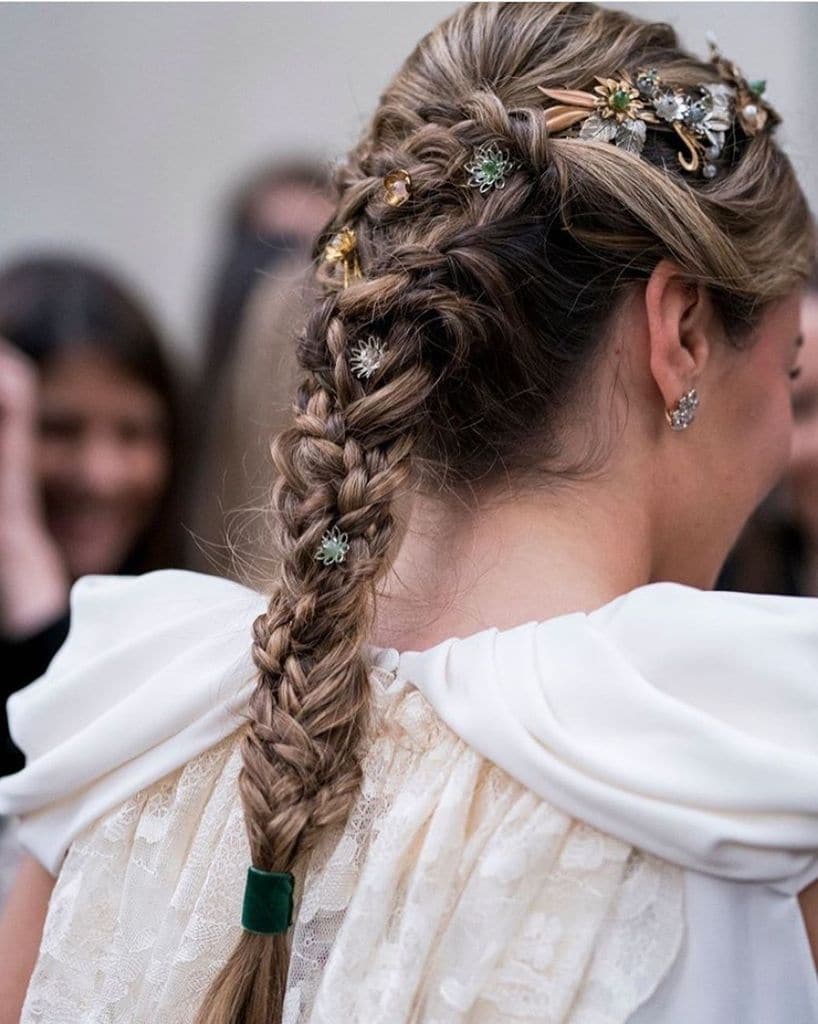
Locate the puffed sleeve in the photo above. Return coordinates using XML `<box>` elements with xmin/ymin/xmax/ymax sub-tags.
<box><xmin>0</xmin><ymin>569</ymin><xmax>267</xmax><ymax>874</ymax></box>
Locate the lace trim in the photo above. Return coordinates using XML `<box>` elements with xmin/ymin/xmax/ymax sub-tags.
<box><xmin>21</xmin><ymin>670</ymin><xmax>683</xmax><ymax>1023</ymax></box>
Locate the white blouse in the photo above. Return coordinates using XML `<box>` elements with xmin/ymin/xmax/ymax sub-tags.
<box><xmin>2</xmin><ymin>569</ymin><xmax>818</xmax><ymax>1022</ymax></box>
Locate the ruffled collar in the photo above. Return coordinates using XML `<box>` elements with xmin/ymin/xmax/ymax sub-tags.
<box><xmin>370</xmin><ymin>581</ymin><xmax>818</xmax><ymax>891</ymax></box>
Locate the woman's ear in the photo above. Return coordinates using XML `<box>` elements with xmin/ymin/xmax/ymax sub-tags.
<box><xmin>644</xmin><ymin>259</ymin><xmax>715</xmax><ymax>411</ymax></box>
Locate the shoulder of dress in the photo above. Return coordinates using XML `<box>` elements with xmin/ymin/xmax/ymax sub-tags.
<box><xmin>587</xmin><ymin>580</ymin><xmax>818</xmax><ymax>683</ymax></box>
<box><xmin>392</xmin><ymin>581</ymin><xmax>818</xmax><ymax>886</ymax></box>
<box><xmin>10</xmin><ymin>569</ymin><xmax>268</xmax><ymax>749</ymax></box>
<box><xmin>0</xmin><ymin>570</ymin><xmax>267</xmax><ymax>873</ymax></box>
<box><xmin>62</xmin><ymin>568</ymin><xmax>267</xmax><ymax>653</ymax></box>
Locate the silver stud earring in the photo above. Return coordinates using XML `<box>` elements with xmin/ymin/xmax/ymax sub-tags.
<box><xmin>665</xmin><ymin>387</ymin><xmax>700</xmax><ymax>431</ymax></box>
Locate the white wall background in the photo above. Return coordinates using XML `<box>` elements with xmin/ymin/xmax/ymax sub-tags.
<box><xmin>1</xmin><ymin>1</ymin><xmax>815</xmax><ymax>364</ymax></box>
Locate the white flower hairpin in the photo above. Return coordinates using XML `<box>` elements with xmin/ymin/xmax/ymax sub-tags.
<box><xmin>349</xmin><ymin>335</ymin><xmax>387</xmax><ymax>380</ymax></box>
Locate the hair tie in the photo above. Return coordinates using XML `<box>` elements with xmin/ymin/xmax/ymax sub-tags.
<box><xmin>241</xmin><ymin>866</ymin><xmax>295</xmax><ymax>934</ymax></box>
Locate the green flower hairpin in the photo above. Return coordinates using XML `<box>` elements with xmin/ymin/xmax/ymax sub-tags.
<box><xmin>465</xmin><ymin>143</ymin><xmax>516</xmax><ymax>193</ymax></box>
<box><xmin>315</xmin><ymin>525</ymin><xmax>350</xmax><ymax>566</ymax></box>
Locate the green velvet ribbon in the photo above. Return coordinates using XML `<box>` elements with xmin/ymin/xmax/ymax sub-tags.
<box><xmin>241</xmin><ymin>866</ymin><xmax>295</xmax><ymax>934</ymax></box>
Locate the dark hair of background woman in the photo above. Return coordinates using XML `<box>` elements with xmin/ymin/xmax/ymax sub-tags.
<box><xmin>0</xmin><ymin>253</ymin><xmax>186</xmax><ymax>573</ymax></box>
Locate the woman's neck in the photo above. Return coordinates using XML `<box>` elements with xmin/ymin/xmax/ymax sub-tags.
<box><xmin>372</xmin><ymin>484</ymin><xmax>656</xmax><ymax>653</ymax></box>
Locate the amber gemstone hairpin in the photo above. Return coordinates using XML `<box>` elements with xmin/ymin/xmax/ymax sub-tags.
<box><xmin>383</xmin><ymin>169</ymin><xmax>412</xmax><ymax>207</ymax></box>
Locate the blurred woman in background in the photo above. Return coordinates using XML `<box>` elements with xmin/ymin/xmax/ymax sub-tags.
<box><xmin>719</xmin><ymin>278</ymin><xmax>818</xmax><ymax>594</ymax></box>
<box><xmin>0</xmin><ymin>255</ymin><xmax>184</xmax><ymax>777</ymax></box>
<box><xmin>786</xmin><ymin>286</ymin><xmax>818</xmax><ymax>588</ymax></box>
<box><xmin>200</xmin><ymin>158</ymin><xmax>332</xmax><ymax>382</ymax></box>
<box><xmin>187</xmin><ymin>159</ymin><xmax>332</xmax><ymax>577</ymax></box>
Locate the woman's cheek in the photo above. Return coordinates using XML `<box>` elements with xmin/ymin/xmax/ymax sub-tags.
<box><xmin>126</xmin><ymin>441</ymin><xmax>171</xmax><ymax>509</ymax></box>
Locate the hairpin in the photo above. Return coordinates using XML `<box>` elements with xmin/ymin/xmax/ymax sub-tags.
<box><xmin>324</xmin><ymin>226</ymin><xmax>362</xmax><ymax>288</ymax></box>
<box><xmin>465</xmin><ymin>143</ymin><xmax>516</xmax><ymax>193</ymax></box>
<box><xmin>315</xmin><ymin>524</ymin><xmax>350</xmax><ymax>566</ymax></box>
<box><xmin>383</xmin><ymin>169</ymin><xmax>412</xmax><ymax>207</ymax></box>
<box><xmin>538</xmin><ymin>42</ymin><xmax>773</xmax><ymax>179</ymax></box>
<box><xmin>539</xmin><ymin>74</ymin><xmax>652</xmax><ymax>155</ymax></box>
<box><xmin>705</xmin><ymin>33</ymin><xmax>778</xmax><ymax>136</ymax></box>
<box><xmin>349</xmin><ymin>335</ymin><xmax>387</xmax><ymax>380</ymax></box>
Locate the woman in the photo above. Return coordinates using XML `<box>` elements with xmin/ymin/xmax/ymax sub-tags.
<box><xmin>718</xmin><ymin>279</ymin><xmax>818</xmax><ymax>595</ymax></box>
<box><xmin>186</xmin><ymin>252</ymin><xmax>313</xmax><ymax>584</ymax></box>
<box><xmin>200</xmin><ymin>158</ymin><xmax>332</xmax><ymax>382</ymax></box>
<box><xmin>0</xmin><ymin>255</ymin><xmax>183</xmax><ymax>776</ymax></box>
<box><xmin>1</xmin><ymin>4</ymin><xmax>817</xmax><ymax>1022</ymax></box>
<box><xmin>187</xmin><ymin>159</ymin><xmax>330</xmax><ymax>577</ymax></box>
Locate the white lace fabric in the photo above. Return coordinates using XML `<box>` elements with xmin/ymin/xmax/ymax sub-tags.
<box><xmin>21</xmin><ymin>663</ymin><xmax>683</xmax><ymax>1024</ymax></box>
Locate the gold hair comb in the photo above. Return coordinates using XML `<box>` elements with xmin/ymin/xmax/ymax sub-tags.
<box><xmin>537</xmin><ymin>38</ymin><xmax>776</xmax><ymax>179</ymax></box>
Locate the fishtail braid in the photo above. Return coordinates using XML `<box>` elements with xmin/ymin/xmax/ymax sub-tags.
<box><xmin>197</xmin><ymin>5</ymin><xmax>814</xmax><ymax>1022</ymax></box>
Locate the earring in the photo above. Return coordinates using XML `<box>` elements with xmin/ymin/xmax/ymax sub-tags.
<box><xmin>665</xmin><ymin>387</ymin><xmax>700</xmax><ymax>431</ymax></box>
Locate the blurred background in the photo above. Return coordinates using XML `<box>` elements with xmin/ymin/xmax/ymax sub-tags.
<box><xmin>0</xmin><ymin>3</ymin><xmax>817</xmax><ymax>842</ymax></box>
<box><xmin>2</xmin><ymin>2</ymin><xmax>816</xmax><ymax>361</ymax></box>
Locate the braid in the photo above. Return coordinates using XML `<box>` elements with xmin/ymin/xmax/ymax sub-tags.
<box><xmin>197</xmin><ymin>258</ymin><xmax>435</xmax><ymax>1022</ymax></box>
<box><xmin>197</xmin><ymin>5</ymin><xmax>814</xmax><ymax>1022</ymax></box>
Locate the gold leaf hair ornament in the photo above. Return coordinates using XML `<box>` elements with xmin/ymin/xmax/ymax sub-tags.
<box><xmin>383</xmin><ymin>169</ymin><xmax>412</xmax><ymax>207</ymax></box>
<box><xmin>323</xmin><ymin>225</ymin><xmax>362</xmax><ymax>288</ymax></box>
<box><xmin>538</xmin><ymin>42</ymin><xmax>773</xmax><ymax>179</ymax></box>
<box><xmin>539</xmin><ymin>72</ymin><xmax>658</xmax><ymax>157</ymax></box>
<box><xmin>465</xmin><ymin>142</ymin><xmax>516</xmax><ymax>193</ymax></box>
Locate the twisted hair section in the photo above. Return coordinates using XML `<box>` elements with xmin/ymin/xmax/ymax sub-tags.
<box><xmin>197</xmin><ymin>4</ymin><xmax>815</xmax><ymax>1022</ymax></box>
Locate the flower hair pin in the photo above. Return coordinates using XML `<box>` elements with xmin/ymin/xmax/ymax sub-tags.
<box><xmin>538</xmin><ymin>42</ymin><xmax>773</xmax><ymax>179</ymax></box>
<box><xmin>466</xmin><ymin>142</ymin><xmax>516</xmax><ymax>193</ymax></box>
<box><xmin>705</xmin><ymin>33</ymin><xmax>779</xmax><ymax>136</ymax></box>
<box><xmin>315</xmin><ymin>524</ymin><xmax>349</xmax><ymax>566</ymax></box>
<box><xmin>324</xmin><ymin>226</ymin><xmax>362</xmax><ymax>288</ymax></box>
<box><xmin>539</xmin><ymin>73</ymin><xmax>656</xmax><ymax>155</ymax></box>
<box><xmin>349</xmin><ymin>335</ymin><xmax>387</xmax><ymax>380</ymax></box>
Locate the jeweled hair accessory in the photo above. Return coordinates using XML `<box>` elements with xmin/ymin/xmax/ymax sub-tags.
<box><xmin>705</xmin><ymin>33</ymin><xmax>778</xmax><ymax>136</ymax></box>
<box><xmin>324</xmin><ymin>226</ymin><xmax>362</xmax><ymax>288</ymax></box>
<box><xmin>466</xmin><ymin>143</ymin><xmax>516</xmax><ymax>193</ymax></box>
<box><xmin>349</xmin><ymin>335</ymin><xmax>387</xmax><ymax>380</ymax></box>
<box><xmin>315</xmin><ymin>524</ymin><xmax>350</xmax><ymax>566</ymax></box>
<box><xmin>538</xmin><ymin>39</ymin><xmax>776</xmax><ymax>179</ymax></box>
<box><xmin>383</xmin><ymin>169</ymin><xmax>412</xmax><ymax>207</ymax></box>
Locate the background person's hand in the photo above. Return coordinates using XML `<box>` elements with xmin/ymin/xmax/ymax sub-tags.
<box><xmin>0</xmin><ymin>338</ymin><xmax>43</xmax><ymax>516</ymax></box>
<box><xmin>0</xmin><ymin>339</ymin><xmax>68</xmax><ymax>636</ymax></box>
